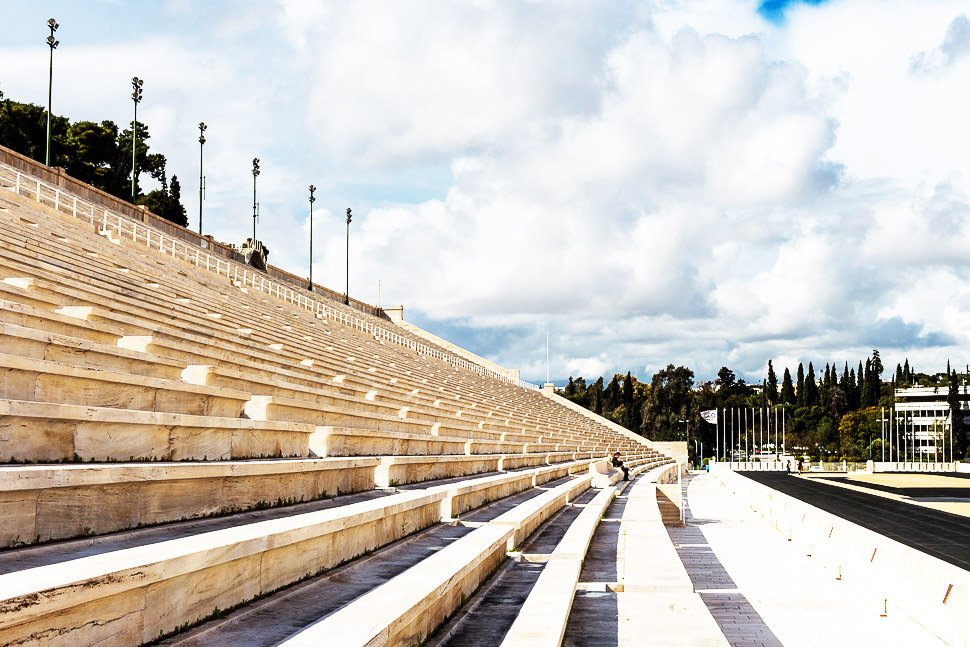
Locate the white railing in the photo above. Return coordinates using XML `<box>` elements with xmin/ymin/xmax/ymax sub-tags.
<box><xmin>0</xmin><ymin>162</ymin><xmax>539</xmax><ymax>390</ymax></box>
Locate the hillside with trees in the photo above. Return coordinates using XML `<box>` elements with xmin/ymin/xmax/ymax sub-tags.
<box><xmin>0</xmin><ymin>94</ymin><xmax>187</xmax><ymax>226</ymax></box>
<box><xmin>559</xmin><ymin>350</ymin><xmax>968</xmax><ymax>463</ymax></box>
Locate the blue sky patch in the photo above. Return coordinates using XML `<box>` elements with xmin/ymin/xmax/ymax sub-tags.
<box><xmin>758</xmin><ymin>0</ymin><xmax>829</xmax><ymax>24</ymax></box>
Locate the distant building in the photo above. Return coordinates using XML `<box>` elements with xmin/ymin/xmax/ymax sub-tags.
<box><xmin>893</xmin><ymin>386</ymin><xmax>970</xmax><ymax>459</ymax></box>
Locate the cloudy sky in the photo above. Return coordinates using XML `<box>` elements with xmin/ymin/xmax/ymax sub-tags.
<box><xmin>3</xmin><ymin>0</ymin><xmax>970</xmax><ymax>385</ymax></box>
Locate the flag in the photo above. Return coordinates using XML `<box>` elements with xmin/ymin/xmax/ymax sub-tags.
<box><xmin>700</xmin><ymin>409</ymin><xmax>718</xmax><ymax>424</ymax></box>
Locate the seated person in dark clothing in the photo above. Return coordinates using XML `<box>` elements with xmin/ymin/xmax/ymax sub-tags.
<box><xmin>611</xmin><ymin>452</ymin><xmax>630</xmax><ymax>481</ymax></box>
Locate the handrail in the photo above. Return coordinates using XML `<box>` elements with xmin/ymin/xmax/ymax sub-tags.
<box><xmin>0</xmin><ymin>162</ymin><xmax>539</xmax><ymax>390</ymax></box>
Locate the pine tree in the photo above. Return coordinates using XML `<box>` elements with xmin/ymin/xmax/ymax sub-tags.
<box><xmin>796</xmin><ymin>363</ymin><xmax>805</xmax><ymax>407</ymax></box>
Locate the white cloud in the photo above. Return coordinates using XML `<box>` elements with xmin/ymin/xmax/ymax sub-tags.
<box><xmin>3</xmin><ymin>1</ymin><xmax>970</xmax><ymax>386</ymax></box>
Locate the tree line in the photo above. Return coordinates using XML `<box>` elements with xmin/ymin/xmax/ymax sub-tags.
<box><xmin>0</xmin><ymin>94</ymin><xmax>187</xmax><ymax>226</ymax></box>
<box><xmin>559</xmin><ymin>350</ymin><xmax>968</xmax><ymax>461</ymax></box>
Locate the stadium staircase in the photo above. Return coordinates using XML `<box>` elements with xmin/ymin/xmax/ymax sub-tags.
<box><xmin>0</xmin><ymin>158</ymin><xmax>675</xmax><ymax>646</ymax></box>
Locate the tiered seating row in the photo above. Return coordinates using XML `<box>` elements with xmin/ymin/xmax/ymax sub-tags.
<box><xmin>0</xmin><ymin>210</ymin><xmax>646</xmax><ymax>459</ymax></box>
<box><xmin>0</xmin><ymin>179</ymin><xmax>674</xmax><ymax>645</ymax></box>
<box><xmin>0</xmin><ymin>457</ymin><xmax>675</xmax><ymax>645</ymax></box>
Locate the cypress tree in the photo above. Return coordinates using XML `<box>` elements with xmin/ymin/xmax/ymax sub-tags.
<box><xmin>805</xmin><ymin>362</ymin><xmax>819</xmax><ymax>407</ymax></box>
<box><xmin>604</xmin><ymin>374</ymin><xmax>621</xmax><ymax>414</ymax></box>
<box><xmin>858</xmin><ymin>361</ymin><xmax>865</xmax><ymax>404</ymax></box>
<box><xmin>848</xmin><ymin>367</ymin><xmax>859</xmax><ymax>409</ymax></box>
<box><xmin>781</xmin><ymin>368</ymin><xmax>795</xmax><ymax>405</ymax></box>
<box><xmin>590</xmin><ymin>377</ymin><xmax>604</xmax><ymax>415</ymax></box>
<box><xmin>861</xmin><ymin>359</ymin><xmax>872</xmax><ymax>407</ymax></box>
<box><xmin>796</xmin><ymin>363</ymin><xmax>805</xmax><ymax>407</ymax></box>
<box><xmin>622</xmin><ymin>372</ymin><xmax>637</xmax><ymax>430</ymax></box>
<box><xmin>766</xmin><ymin>360</ymin><xmax>778</xmax><ymax>405</ymax></box>
<box><xmin>949</xmin><ymin>370</ymin><xmax>967</xmax><ymax>458</ymax></box>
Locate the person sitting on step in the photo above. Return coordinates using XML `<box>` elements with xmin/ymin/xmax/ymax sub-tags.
<box><xmin>611</xmin><ymin>451</ymin><xmax>630</xmax><ymax>481</ymax></box>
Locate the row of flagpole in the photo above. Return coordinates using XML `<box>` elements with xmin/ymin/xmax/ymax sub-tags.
<box><xmin>707</xmin><ymin>407</ymin><xmax>787</xmax><ymax>462</ymax></box>
<box><xmin>706</xmin><ymin>406</ymin><xmax>953</xmax><ymax>463</ymax></box>
<box><xmin>880</xmin><ymin>406</ymin><xmax>954</xmax><ymax>464</ymax></box>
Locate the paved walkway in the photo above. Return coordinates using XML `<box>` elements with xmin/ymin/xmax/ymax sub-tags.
<box><xmin>565</xmin><ymin>475</ymin><xmax>726</xmax><ymax>646</ymax></box>
<box><xmin>670</xmin><ymin>472</ymin><xmax>945</xmax><ymax>647</ymax></box>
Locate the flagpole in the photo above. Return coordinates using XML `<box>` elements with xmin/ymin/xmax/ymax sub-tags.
<box><xmin>774</xmin><ymin>406</ymin><xmax>778</xmax><ymax>460</ymax></box>
<box><xmin>744</xmin><ymin>407</ymin><xmax>748</xmax><ymax>462</ymax></box>
<box><xmin>716</xmin><ymin>408</ymin><xmax>721</xmax><ymax>462</ymax></box>
<box><xmin>881</xmin><ymin>406</ymin><xmax>885</xmax><ymax>463</ymax></box>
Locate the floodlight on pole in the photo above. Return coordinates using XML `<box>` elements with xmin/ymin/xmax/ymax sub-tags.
<box><xmin>130</xmin><ymin>77</ymin><xmax>144</xmax><ymax>202</ymax></box>
<box><xmin>344</xmin><ymin>207</ymin><xmax>352</xmax><ymax>305</ymax></box>
<box><xmin>45</xmin><ymin>18</ymin><xmax>59</xmax><ymax>166</ymax></box>
<box><xmin>308</xmin><ymin>185</ymin><xmax>316</xmax><ymax>290</ymax></box>
<box><xmin>251</xmin><ymin>158</ymin><xmax>260</xmax><ymax>242</ymax></box>
<box><xmin>198</xmin><ymin>122</ymin><xmax>206</xmax><ymax>235</ymax></box>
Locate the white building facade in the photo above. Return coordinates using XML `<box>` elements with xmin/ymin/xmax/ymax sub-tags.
<box><xmin>892</xmin><ymin>385</ymin><xmax>970</xmax><ymax>461</ymax></box>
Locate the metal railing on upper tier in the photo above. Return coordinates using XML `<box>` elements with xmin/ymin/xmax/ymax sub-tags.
<box><xmin>0</xmin><ymin>162</ymin><xmax>539</xmax><ymax>390</ymax></box>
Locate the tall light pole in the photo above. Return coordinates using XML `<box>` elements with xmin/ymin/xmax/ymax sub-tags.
<box><xmin>344</xmin><ymin>207</ymin><xmax>352</xmax><ymax>305</ymax></box>
<box><xmin>251</xmin><ymin>158</ymin><xmax>260</xmax><ymax>242</ymax></box>
<box><xmin>130</xmin><ymin>77</ymin><xmax>143</xmax><ymax>202</ymax></box>
<box><xmin>307</xmin><ymin>185</ymin><xmax>316</xmax><ymax>289</ymax></box>
<box><xmin>45</xmin><ymin>18</ymin><xmax>59</xmax><ymax>166</ymax></box>
<box><xmin>198</xmin><ymin>122</ymin><xmax>206</xmax><ymax>235</ymax></box>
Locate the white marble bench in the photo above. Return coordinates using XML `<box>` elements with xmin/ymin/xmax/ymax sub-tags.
<box><xmin>589</xmin><ymin>458</ymin><xmax>622</xmax><ymax>488</ymax></box>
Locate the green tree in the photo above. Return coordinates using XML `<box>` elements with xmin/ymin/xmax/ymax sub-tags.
<box><xmin>838</xmin><ymin>407</ymin><xmax>881</xmax><ymax>459</ymax></box>
<box><xmin>780</xmin><ymin>368</ymin><xmax>795</xmax><ymax>405</ymax></box>
<box><xmin>641</xmin><ymin>364</ymin><xmax>695</xmax><ymax>440</ymax></box>
<box><xmin>804</xmin><ymin>362</ymin><xmax>819</xmax><ymax>407</ymax></box>
<box><xmin>622</xmin><ymin>372</ymin><xmax>641</xmax><ymax>431</ymax></box>
<box><xmin>589</xmin><ymin>377</ymin><xmax>604</xmax><ymax>415</ymax></box>
<box><xmin>0</xmin><ymin>99</ymin><xmax>68</xmax><ymax>164</ymax></box>
<box><xmin>139</xmin><ymin>173</ymin><xmax>188</xmax><ymax>227</ymax></box>
<box><xmin>0</xmin><ymin>97</ymin><xmax>186</xmax><ymax>226</ymax></box>
<box><xmin>766</xmin><ymin>360</ymin><xmax>778</xmax><ymax>405</ymax></box>
<box><xmin>947</xmin><ymin>371</ymin><xmax>967</xmax><ymax>458</ymax></box>
<box><xmin>604</xmin><ymin>374</ymin><xmax>622</xmax><ymax>416</ymax></box>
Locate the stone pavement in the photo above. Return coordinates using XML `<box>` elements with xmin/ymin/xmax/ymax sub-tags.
<box><xmin>565</xmin><ymin>475</ymin><xmax>727</xmax><ymax>646</ymax></box>
<box><xmin>670</xmin><ymin>471</ymin><xmax>946</xmax><ymax>647</ymax></box>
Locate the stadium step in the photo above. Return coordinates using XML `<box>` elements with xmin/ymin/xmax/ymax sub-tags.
<box><xmin>0</xmin><ymin>399</ymin><xmax>315</xmax><ymax>463</ymax></box>
<box><xmin>0</xmin><ymin>466</ymin><xmax>595</xmax><ymax>645</ymax></box>
<box><xmin>0</xmin><ymin>322</ymin><xmax>185</xmax><ymax>380</ymax></box>
<box><xmin>0</xmin><ymin>159</ymin><xmax>676</xmax><ymax>645</ymax></box>
<box><xmin>0</xmin><ymin>351</ymin><xmax>250</xmax><ymax>417</ymax></box>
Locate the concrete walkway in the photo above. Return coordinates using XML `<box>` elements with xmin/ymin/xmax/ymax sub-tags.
<box><xmin>565</xmin><ymin>475</ymin><xmax>726</xmax><ymax>646</ymax></box>
<box><xmin>669</xmin><ymin>471</ymin><xmax>946</xmax><ymax>647</ymax></box>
